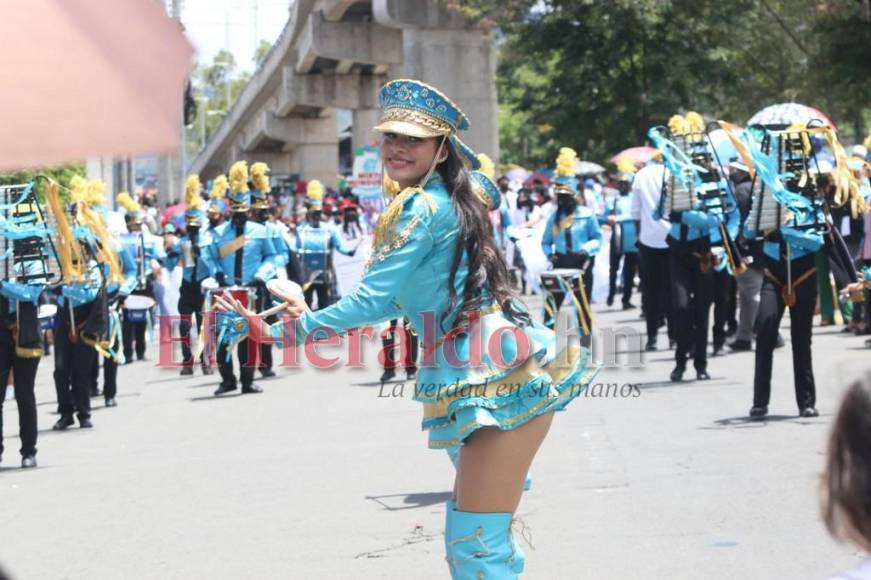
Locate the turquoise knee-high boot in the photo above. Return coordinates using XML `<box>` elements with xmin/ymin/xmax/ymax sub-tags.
<box><xmin>446</xmin><ymin>508</ymin><xmax>525</xmax><ymax>579</ymax></box>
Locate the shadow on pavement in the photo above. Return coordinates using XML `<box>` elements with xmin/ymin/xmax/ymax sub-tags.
<box><xmin>366</xmin><ymin>490</ymin><xmax>453</xmax><ymax>511</ymax></box>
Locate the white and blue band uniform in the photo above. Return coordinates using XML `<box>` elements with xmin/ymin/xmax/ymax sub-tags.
<box><xmin>119</xmin><ymin>212</ymin><xmax>166</xmax><ymax>362</ymax></box>
<box><xmin>707</xmin><ymin>177</ymin><xmax>742</xmax><ymax>355</ymax></box>
<box><xmin>654</xmin><ymin>161</ymin><xmax>731</xmax><ymax>381</ymax></box>
<box><xmin>0</xmin><ymin>233</ymin><xmax>50</xmax><ymax>466</ymax></box>
<box><xmin>749</xmin><ymin>193</ymin><xmax>826</xmax><ymax>417</ymax></box>
<box><xmin>53</xmin><ymin>229</ymin><xmax>136</xmax><ymax>429</ymax></box>
<box><xmin>540</xmin><ymin>176</ymin><xmax>602</xmax><ymax>331</ymax></box>
<box><xmin>602</xmin><ymin>173</ymin><xmax>638</xmax><ymax>309</ymax></box>
<box><xmin>203</xmin><ymin>185</ymin><xmax>278</xmax><ymax>395</ymax></box>
<box><xmin>292</xmin><ymin>207</ymin><xmax>356</xmax><ymax>310</ymax></box>
<box><xmin>164</xmin><ymin>208</ymin><xmax>216</xmax><ymax>374</ymax></box>
<box><xmin>99</xmin><ymin>238</ymin><xmax>138</xmax><ymax>406</ymax></box>
<box><xmin>250</xmin><ymin>184</ymin><xmax>303</xmax><ymax>378</ymax></box>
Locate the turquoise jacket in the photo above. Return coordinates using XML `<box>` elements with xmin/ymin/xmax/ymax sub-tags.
<box><xmin>165</xmin><ymin>232</ymin><xmax>214</xmax><ymax>283</ymax></box>
<box><xmin>602</xmin><ymin>194</ymin><xmax>638</xmax><ymax>254</ymax></box>
<box><xmin>541</xmin><ymin>205</ymin><xmax>602</xmax><ymax>257</ymax></box>
<box><xmin>205</xmin><ymin>219</ymin><xmax>278</xmax><ymax>285</ymax></box>
<box><xmin>292</xmin><ymin>221</ymin><xmax>354</xmax><ymax>273</ymax></box>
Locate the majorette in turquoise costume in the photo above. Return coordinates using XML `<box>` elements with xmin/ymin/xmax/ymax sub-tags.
<box><xmin>220</xmin><ymin>79</ymin><xmax>600</xmax><ymax>579</ymax></box>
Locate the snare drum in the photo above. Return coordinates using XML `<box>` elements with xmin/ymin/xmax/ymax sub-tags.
<box><xmin>540</xmin><ymin>268</ymin><xmax>582</xmax><ymax>293</ymax></box>
<box><xmin>38</xmin><ymin>304</ymin><xmax>58</xmax><ymax>330</ymax></box>
<box><xmin>208</xmin><ymin>286</ymin><xmax>255</xmax><ymax>310</ymax></box>
<box><xmin>123</xmin><ymin>294</ymin><xmax>157</xmax><ymax>322</ymax></box>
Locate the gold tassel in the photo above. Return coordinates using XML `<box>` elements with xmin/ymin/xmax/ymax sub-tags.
<box><xmin>372</xmin><ymin>186</ymin><xmax>437</xmax><ymax>251</ymax></box>
<box><xmin>45</xmin><ymin>180</ymin><xmax>86</xmax><ymax>283</ymax></box>
<box><xmin>717</xmin><ymin>121</ymin><xmax>757</xmax><ymax>180</ymax></box>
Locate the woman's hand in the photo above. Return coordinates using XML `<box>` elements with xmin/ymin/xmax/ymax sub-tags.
<box><xmin>268</xmin><ymin>285</ymin><xmax>309</xmax><ymax>318</ymax></box>
<box><xmin>213</xmin><ymin>293</ymin><xmax>256</xmax><ymax>318</ymax></box>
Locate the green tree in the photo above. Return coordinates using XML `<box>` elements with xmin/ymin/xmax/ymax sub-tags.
<box><xmin>0</xmin><ymin>164</ymin><xmax>86</xmax><ymax>204</ymax></box>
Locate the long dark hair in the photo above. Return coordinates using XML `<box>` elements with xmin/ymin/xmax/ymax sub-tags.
<box><xmin>436</xmin><ymin>142</ymin><xmax>530</xmax><ymax>330</ymax></box>
<box><xmin>822</xmin><ymin>372</ymin><xmax>871</xmax><ymax>552</ymax></box>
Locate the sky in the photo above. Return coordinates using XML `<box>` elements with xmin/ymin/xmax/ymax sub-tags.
<box><xmin>181</xmin><ymin>0</ymin><xmax>292</xmax><ymax>72</ymax></box>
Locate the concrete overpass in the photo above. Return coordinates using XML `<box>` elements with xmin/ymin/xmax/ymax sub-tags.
<box><xmin>188</xmin><ymin>0</ymin><xmax>499</xmax><ymax>188</ymax></box>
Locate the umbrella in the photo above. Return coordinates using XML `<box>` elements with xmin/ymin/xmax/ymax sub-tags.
<box><xmin>610</xmin><ymin>146</ymin><xmax>658</xmax><ymax>167</ymax></box>
<box><xmin>747</xmin><ymin>103</ymin><xmax>835</xmax><ymax>129</ymax></box>
<box><xmin>524</xmin><ymin>170</ymin><xmax>553</xmax><ymax>188</ymax></box>
<box><xmin>161</xmin><ymin>202</ymin><xmax>186</xmax><ymax>228</ymax></box>
<box><xmin>0</xmin><ymin>0</ymin><xmax>193</xmax><ymax>171</ymax></box>
<box><xmin>505</xmin><ymin>166</ymin><xmax>531</xmax><ymax>182</ymax></box>
<box><xmin>575</xmin><ymin>160</ymin><xmax>605</xmax><ymax>175</ymax></box>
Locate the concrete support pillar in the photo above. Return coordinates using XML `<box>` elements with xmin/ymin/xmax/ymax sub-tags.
<box><xmin>352</xmin><ymin>108</ymin><xmax>381</xmax><ymax>152</ymax></box>
<box><xmin>86</xmin><ymin>157</ymin><xmax>116</xmax><ymax>206</ymax></box>
<box><xmin>289</xmin><ymin>109</ymin><xmax>339</xmax><ymax>188</ymax></box>
<box><xmin>389</xmin><ymin>27</ymin><xmax>499</xmax><ymax>163</ymax></box>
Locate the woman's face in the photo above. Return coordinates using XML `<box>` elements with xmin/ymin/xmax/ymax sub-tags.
<box><xmin>381</xmin><ymin>132</ymin><xmax>441</xmax><ymax>188</ymax></box>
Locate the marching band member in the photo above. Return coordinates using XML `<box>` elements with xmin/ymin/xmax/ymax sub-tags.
<box><xmin>650</xmin><ymin>113</ymin><xmax>727</xmax><ymax>382</ymax></box>
<box><xmin>204</xmin><ymin>161</ymin><xmax>279</xmax><ymax>396</ymax></box>
<box><xmin>0</xmin><ymin>184</ymin><xmax>51</xmax><ymax>467</ymax></box>
<box><xmin>116</xmin><ymin>192</ymin><xmax>166</xmax><ymax>363</ymax></box>
<box><xmin>86</xmin><ymin>181</ymin><xmax>138</xmax><ymax>407</ymax></box>
<box><xmin>292</xmin><ymin>180</ymin><xmax>356</xmax><ymax>309</ymax></box>
<box><xmin>166</xmin><ymin>175</ymin><xmax>215</xmax><ymax>376</ymax></box>
<box><xmin>603</xmin><ymin>170</ymin><xmax>639</xmax><ymax>309</ymax></box>
<box><xmin>540</xmin><ymin>147</ymin><xmax>602</xmax><ymax>332</ymax></box>
<box><xmin>52</xmin><ymin>178</ymin><xmax>131</xmax><ymax>429</ymax></box>
<box><xmin>206</xmin><ymin>176</ymin><xmax>228</xmax><ymax>233</ymax></box>
<box><xmin>249</xmin><ymin>161</ymin><xmax>302</xmax><ymax>378</ymax></box>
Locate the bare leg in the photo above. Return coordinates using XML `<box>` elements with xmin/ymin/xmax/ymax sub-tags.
<box><xmin>455</xmin><ymin>412</ymin><xmax>554</xmax><ymax>513</ymax></box>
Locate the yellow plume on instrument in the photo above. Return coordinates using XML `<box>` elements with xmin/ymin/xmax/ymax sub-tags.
<box><xmin>185</xmin><ymin>175</ymin><xmax>203</xmax><ymax>209</ymax></box>
<box><xmin>69</xmin><ymin>175</ymin><xmax>88</xmax><ymax>203</ymax></box>
<box><xmin>77</xmin><ymin>203</ymin><xmax>123</xmax><ymax>283</ymax></box>
<box><xmin>229</xmin><ymin>161</ymin><xmax>249</xmax><ymax>193</ymax></box>
<box><xmin>115</xmin><ymin>191</ymin><xmax>141</xmax><ymax>213</ymax></box>
<box><xmin>555</xmin><ymin>147</ymin><xmax>577</xmax><ymax>178</ymax></box>
<box><xmin>819</xmin><ymin>125</ymin><xmax>868</xmax><ymax>217</ymax></box>
<box><xmin>616</xmin><ymin>156</ymin><xmax>637</xmax><ymax>175</ymax></box>
<box><xmin>85</xmin><ymin>179</ymin><xmax>106</xmax><ymax>206</ymax></box>
<box><xmin>477</xmin><ymin>153</ymin><xmax>496</xmax><ymax>181</ymax></box>
<box><xmin>210</xmin><ymin>175</ymin><xmax>228</xmax><ymax>199</ymax></box>
<box><xmin>307</xmin><ymin>179</ymin><xmax>324</xmax><ymax>202</ymax></box>
<box><xmin>251</xmin><ymin>162</ymin><xmax>270</xmax><ymax>193</ymax></box>
<box><xmin>685</xmin><ymin>112</ymin><xmax>705</xmax><ymax>133</ymax></box>
<box><xmin>668</xmin><ymin>115</ymin><xmax>687</xmax><ymax>136</ymax></box>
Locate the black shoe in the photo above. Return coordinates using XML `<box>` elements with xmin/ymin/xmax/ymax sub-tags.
<box><xmin>800</xmin><ymin>407</ymin><xmax>819</xmax><ymax>418</ymax></box>
<box><xmin>774</xmin><ymin>334</ymin><xmax>785</xmax><ymax>349</ymax></box>
<box><xmin>52</xmin><ymin>416</ymin><xmax>74</xmax><ymax>431</ymax></box>
<box><xmin>180</xmin><ymin>366</ymin><xmax>194</xmax><ymax>376</ymax></box>
<box><xmin>606</xmin><ymin>294</ymin><xmax>615</xmax><ymax>307</ymax></box>
<box><xmin>645</xmin><ymin>340</ymin><xmax>657</xmax><ymax>352</ymax></box>
<box><xmin>622</xmin><ymin>302</ymin><xmax>636</xmax><ymax>310</ymax></box>
<box><xmin>260</xmin><ymin>369</ymin><xmax>276</xmax><ymax>378</ymax></box>
<box><xmin>670</xmin><ymin>366</ymin><xmax>685</xmax><ymax>382</ymax></box>
<box><xmin>749</xmin><ymin>405</ymin><xmax>768</xmax><ymax>419</ymax></box>
<box><xmin>137</xmin><ymin>354</ymin><xmax>146</xmax><ymax>361</ymax></box>
<box><xmin>202</xmin><ymin>365</ymin><xmax>215</xmax><ymax>375</ymax></box>
<box><xmin>90</xmin><ymin>387</ymin><xmax>102</xmax><ymax>398</ymax></box>
<box><xmin>214</xmin><ymin>382</ymin><xmax>237</xmax><ymax>396</ymax></box>
<box><xmin>669</xmin><ymin>339</ymin><xmax>676</xmax><ymax>350</ymax></box>
<box><xmin>104</xmin><ymin>397</ymin><xmax>117</xmax><ymax>408</ymax></box>
<box><xmin>727</xmin><ymin>339</ymin><xmax>752</xmax><ymax>352</ymax></box>
<box><xmin>21</xmin><ymin>455</ymin><xmax>37</xmax><ymax>469</ymax></box>
<box><xmin>79</xmin><ymin>417</ymin><xmax>93</xmax><ymax>429</ymax></box>
<box><xmin>712</xmin><ymin>344</ymin><xmax>724</xmax><ymax>357</ymax></box>
<box><xmin>241</xmin><ymin>384</ymin><xmax>263</xmax><ymax>394</ymax></box>
<box><xmin>380</xmin><ymin>369</ymin><xmax>396</xmax><ymax>383</ymax></box>
<box><xmin>405</xmin><ymin>368</ymin><xmax>417</xmax><ymax>381</ymax></box>
<box><xmin>696</xmin><ymin>370</ymin><xmax>711</xmax><ymax>380</ymax></box>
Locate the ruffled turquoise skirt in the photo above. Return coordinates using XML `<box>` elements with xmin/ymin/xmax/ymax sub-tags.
<box><xmin>414</xmin><ymin>311</ymin><xmax>599</xmax><ymax>450</ymax></box>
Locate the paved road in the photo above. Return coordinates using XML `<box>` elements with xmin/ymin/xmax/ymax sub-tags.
<box><xmin>0</xmin><ymin>296</ymin><xmax>866</xmax><ymax>579</ymax></box>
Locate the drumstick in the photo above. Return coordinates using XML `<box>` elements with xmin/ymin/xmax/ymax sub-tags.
<box><xmin>257</xmin><ymin>302</ymin><xmax>291</xmax><ymax>318</ymax></box>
